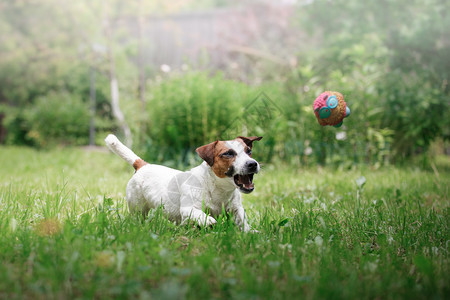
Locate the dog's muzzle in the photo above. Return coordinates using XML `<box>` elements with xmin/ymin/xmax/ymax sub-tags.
<box><xmin>231</xmin><ymin>161</ymin><xmax>259</xmax><ymax>194</ymax></box>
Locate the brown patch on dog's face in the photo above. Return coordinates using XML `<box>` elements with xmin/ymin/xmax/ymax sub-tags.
<box><xmin>133</xmin><ymin>159</ymin><xmax>148</xmax><ymax>171</ymax></box>
<box><xmin>211</xmin><ymin>141</ymin><xmax>236</xmax><ymax>178</ymax></box>
<box><xmin>196</xmin><ymin>141</ymin><xmax>237</xmax><ymax>178</ymax></box>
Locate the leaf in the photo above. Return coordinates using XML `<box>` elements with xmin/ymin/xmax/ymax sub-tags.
<box><xmin>278</xmin><ymin>218</ymin><xmax>290</xmax><ymax>227</ymax></box>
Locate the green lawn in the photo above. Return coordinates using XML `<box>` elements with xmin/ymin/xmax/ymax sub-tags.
<box><xmin>0</xmin><ymin>146</ymin><xmax>448</xmax><ymax>299</ymax></box>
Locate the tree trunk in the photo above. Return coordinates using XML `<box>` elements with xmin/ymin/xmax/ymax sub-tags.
<box><xmin>137</xmin><ymin>0</ymin><xmax>146</xmax><ymax>109</ymax></box>
<box><xmin>137</xmin><ymin>0</ymin><xmax>147</xmax><ymax>144</ymax></box>
<box><xmin>110</xmin><ymin>76</ymin><xmax>132</xmax><ymax>147</ymax></box>
<box><xmin>89</xmin><ymin>67</ymin><xmax>96</xmax><ymax>146</ymax></box>
<box><xmin>103</xmin><ymin>1</ymin><xmax>132</xmax><ymax>147</ymax></box>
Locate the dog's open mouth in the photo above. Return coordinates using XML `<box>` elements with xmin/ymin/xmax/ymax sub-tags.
<box><xmin>234</xmin><ymin>173</ymin><xmax>255</xmax><ymax>194</ymax></box>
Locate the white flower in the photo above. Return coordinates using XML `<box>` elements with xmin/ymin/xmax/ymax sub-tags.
<box><xmin>160</xmin><ymin>64</ymin><xmax>171</xmax><ymax>73</ymax></box>
<box><xmin>336</xmin><ymin>131</ymin><xmax>347</xmax><ymax>141</ymax></box>
<box><xmin>304</xmin><ymin>146</ymin><xmax>313</xmax><ymax>156</ymax></box>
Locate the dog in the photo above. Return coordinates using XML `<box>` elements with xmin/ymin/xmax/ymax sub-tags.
<box><xmin>104</xmin><ymin>134</ymin><xmax>262</xmax><ymax>231</ymax></box>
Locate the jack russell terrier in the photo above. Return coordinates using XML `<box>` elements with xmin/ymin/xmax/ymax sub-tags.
<box><xmin>104</xmin><ymin>134</ymin><xmax>262</xmax><ymax>231</ymax></box>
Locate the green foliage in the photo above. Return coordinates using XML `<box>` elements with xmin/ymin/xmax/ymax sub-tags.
<box><xmin>295</xmin><ymin>0</ymin><xmax>450</xmax><ymax>160</ymax></box>
<box><xmin>277</xmin><ymin>32</ymin><xmax>394</xmax><ymax>166</ymax></box>
<box><xmin>0</xmin><ymin>1</ymin><xmax>89</xmax><ymax>105</ymax></box>
<box><xmin>140</xmin><ymin>72</ymin><xmax>257</xmax><ymax>164</ymax></box>
<box><xmin>0</xmin><ymin>0</ymin><xmax>114</xmax><ymax>146</ymax></box>
<box><xmin>379</xmin><ymin>72</ymin><xmax>447</xmax><ymax>157</ymax></box>
<box><xmin>7</xmin><ymin>92</ymin><xmax>91</xmax><ymax>147</ymax></box>
<box><xmin>0</xmin><ymin>147</ymin><xmax>448</xmax><ymax>299</ymax></box>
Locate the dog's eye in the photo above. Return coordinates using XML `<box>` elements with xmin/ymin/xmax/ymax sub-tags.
<box><xmin>221</xmin><ymin>150</ymin><xmax>236</xmax><ymax>158</ymax></box>
<box><xmin>246</xmin><ymin>147</ymin><xmax>252</xmax><ymax>156</ymax></box>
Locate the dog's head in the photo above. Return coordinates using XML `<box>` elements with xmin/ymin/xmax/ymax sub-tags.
<box><xmin>196</xmin><ymin>136</ymin><xmax>263</xmax><ymax>194</ymax></box>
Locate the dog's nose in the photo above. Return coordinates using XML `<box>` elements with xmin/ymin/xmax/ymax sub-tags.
<box><xmin>245</xmin><ymin>160</ymin><xmax>259</xmax><ymax>173</ymax></box>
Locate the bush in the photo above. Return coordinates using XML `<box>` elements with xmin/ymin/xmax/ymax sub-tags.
<box><xmin>21</xmin><ymin>92</ymin><xmax>90</xmax><ymax>147</ymax></box>
<box><xmin>140</xmin><ymin>72</ymin><xmax>260</xmax><ymax>164</ymax></box>
<box><xmin>378</xmin><ymin>72</ymin><xmax>448</xmax><ymax>158</ymax></box>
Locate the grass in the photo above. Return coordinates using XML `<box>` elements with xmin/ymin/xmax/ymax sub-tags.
<box><xmin>0</xmin><ymin>146</ymin><xmax>448</xmax><ymax>299</ymax></box>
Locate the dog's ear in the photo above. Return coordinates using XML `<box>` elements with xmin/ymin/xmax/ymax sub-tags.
<box><xmin>238</xmin><ymin>136</ymin><xmax>263</xmax><ymax>149</ymax></box>
<box><xmin>196</xmin><ymin>141</ymin><xmax>218</xmax><ymax>166</ymax></box>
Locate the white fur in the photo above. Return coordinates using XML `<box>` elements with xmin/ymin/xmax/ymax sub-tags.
<box><xmin>225</xmin><ymin>140</ymin><xmax>260</xmax><ymax>175</ymax></box>
<box><xmin>105</xmin><ymin>134</ymin><xmax>257</xmax><ymax>231</ymax></box>
<box><xmin>105</xmin><ymin>134</ymin><xmax>139</xmax><ymax>165</ymax></box>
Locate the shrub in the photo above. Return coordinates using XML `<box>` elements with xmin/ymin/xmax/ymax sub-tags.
<box><xmin>378</xmin><ymin>72</ymin><xmax>448</xmax><ymax>158</ymax></box>
<box><xmin>140</xmin><ymin>72</ymin><xmax>259</xmax><ymax>164</ymax></box>
<box><xmin>22</xmin><ymin>92</ymin><xmax>90</xmax><ymax>147</ymax></box>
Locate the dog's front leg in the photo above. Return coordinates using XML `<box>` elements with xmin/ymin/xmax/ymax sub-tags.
<box><xmin>180</xmin><ymin>206</ymin><xmax>217</xmax><ymax>227</ymax></box>
<box><xmin>233</xmin><ymin>206</ymin><xmax>251</xmax><ymax>232</ymax></box>
<box><xmin>230</xmin><ymin>192</ymin><xmax>252</xmax><ymax>232</ymax></box>
<box><xmin>178</xmin><ymin>193</ymin><xmax>214</xmax><ymax>228</ymax></box>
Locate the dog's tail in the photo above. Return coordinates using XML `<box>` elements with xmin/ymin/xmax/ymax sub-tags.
<box><xmin>104</xmin><ymin>134</ymin><xmax>148</xmax><ymax>171</ymax></box>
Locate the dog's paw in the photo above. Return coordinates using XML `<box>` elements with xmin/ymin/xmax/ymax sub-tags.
<box><xmin>204</xmin><ymin>216</ymin><xmax>217</xmax><ymax>227</ymax></box>
<box><xmin>194</xmin><ymin>215</ymin><xmax>217</xmax><ymax>229</ymax></box>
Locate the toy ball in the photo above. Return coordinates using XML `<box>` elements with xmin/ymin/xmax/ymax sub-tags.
<box><xmin>313</xmin><ymin>91</ymin><xmax>350</xmax><ymax>127</ymax></box>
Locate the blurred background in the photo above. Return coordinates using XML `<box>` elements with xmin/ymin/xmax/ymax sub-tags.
<box><xmin>0</xmin><ymin>0</ymin><xmax>449</xmax><ymax>168</ymax></box>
